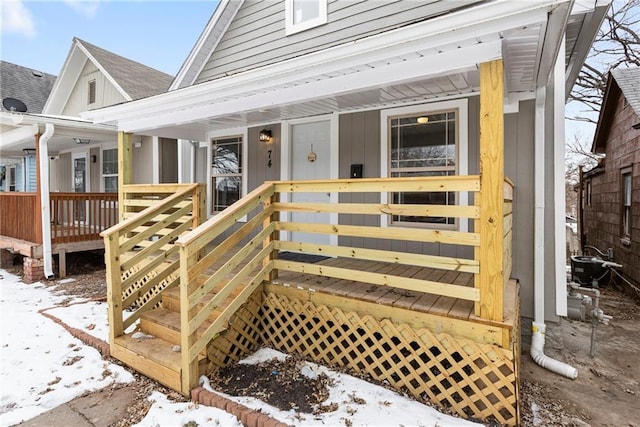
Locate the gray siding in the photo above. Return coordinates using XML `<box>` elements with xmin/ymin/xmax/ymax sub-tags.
<box><xmin>49</xmin><ymin>153</ymin><xmax>73</xmax><ymax>192</ymax></box>
<box><xmin>248</xmin><ymin>124</ymin><xmax>281</xmax><ymax>191</ymax></box>
<box><xmin>336</xmin><ymin>99</ymin><xmax>479</xmax><ymax>261</ymax></box>
<box><xmin>133</xmin><ymin>136</ymin><xmax>154</xmax><ymax>184</ymax></box>
<box><xmin>196</xmin><ymin>0</ymin><xmax>482</xmax><ymax>84</ymax></box>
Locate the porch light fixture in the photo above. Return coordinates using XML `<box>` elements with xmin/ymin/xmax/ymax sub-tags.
<box><xmin>23</xmin><ymin>148</ymin><xmax>36</xmax><ymax>155</ymax></box>
<box><xmin>73</xmin><ymin>138</ymin><xmax>91</xmax><ymax>145</ymax></box>
<box><xmin>259</xmin><ymin>129</ymin><xmax>272</xmax><ymax>142</ymax></box>
<box><xmin>417</xmin><ymin>116</ymin><xmax>429</xmax><ymax>124</ymax></box>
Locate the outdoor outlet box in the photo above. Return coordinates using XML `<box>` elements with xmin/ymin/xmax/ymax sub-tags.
<box><xmin>351</xmin><ymin>164</ymin><xmax>363</xmax><ymax>179</ymax></box>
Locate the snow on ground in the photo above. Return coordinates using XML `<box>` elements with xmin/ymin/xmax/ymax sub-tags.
<box><xmin>0</xmin><ymin>271</ymin><xmax>134</xmax><ymax>426</ymax></box>
<box><xmin>0</xmin><ymin>269</ymin><xmax>481</xmax><ymax>426</ymax></box>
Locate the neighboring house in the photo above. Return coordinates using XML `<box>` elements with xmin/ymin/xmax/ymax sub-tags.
<box><xmin>0</xmin><ymin>61</ymin><xmax>56</xmax><ymax>192</ymax></box>
<box><xmin>0</xmin><ymin>38</ymin><xmax>174</xmax><ymax>280</ymax></box>
<box><xmin>579</xmin><ymin>67</ymin><xmax>640</xmax><ymax>287</ymax></box>
<box><xmin>83</xmin><ymin>1</ymin><xmax>609</xmax><ymax>424</ymax></box>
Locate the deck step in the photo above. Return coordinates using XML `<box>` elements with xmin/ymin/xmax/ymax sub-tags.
<box><xmin>112</xmin><ymin>333</ymin><xmax>207</xmax><ymax>392</ymax></box>
<box><xmin>161</xmin><ymin>278</ymin><xmax>244</xmax><ymax>318</ymax></box>
<box><xmin>139</xmin><ymin>307</ymin><xmax>218</xmax><ymax>348</ymax></box>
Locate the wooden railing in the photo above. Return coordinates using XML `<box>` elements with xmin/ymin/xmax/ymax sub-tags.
<box><xmin>50</xmin><ymin>193</ymin><xmax>118</xmax><ymax>244</ymax></box>
<box><xmin>0</xmin><ymin>192</ymin><xmax>41</xmax><ymax>243</ymax></box>
<box><xmin>174</xmin><ymin>176</ymin><xmax>485</xmax><ymax>394</ymax></box>
<box><xmin>102</xmin><ymin>183</ymin><xmax>205</xmax><ymax>344</ymax></box>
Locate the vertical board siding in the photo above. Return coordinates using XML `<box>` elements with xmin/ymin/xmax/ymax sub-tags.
<box><xmin>61</xmin><ymin>60</ymin><xmax>127</xmax><ymax>116</ymax></box>
<box><xmin>195</xmin><ymin>0</ymin><xmax>483</xmax><ymax>84</ymax></box>
<box><xmin>160</xmin><ymin>138</ymin><xmax>179</xmax><ymax>183</ymax></box>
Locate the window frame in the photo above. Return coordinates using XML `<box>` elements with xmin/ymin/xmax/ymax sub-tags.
<box><xmin>88</xmin><ymin>79</ymin><xmax>96</xmax><ymax>105</ymax></box>
<box><xmin>380</xmin><ymin>99</ymin><xmax>469</xmax><ymax>231</ymax></box>
<box><xmin>285</xmin><ymin>0</ymin><xmax>327</xmax><ymax>36</ymax></box>
<box><xmin>621</xmin><ymin>166</ymin><xmax>632</xmax><ymax>243</ymax></box>
<box><xmin>101</xmin><ymin>146</ymin><xmax>118</xmax><ymax>193</ymax></box>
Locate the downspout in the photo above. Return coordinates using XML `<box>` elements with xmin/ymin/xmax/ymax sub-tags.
<box><xmin>531</xmin><ymin>85</ymin><xmax>578</xmax><ymax>379</ymax></box>
<box><xmin>190</xmin><ymin>140</ymin><xmax>197</xmax><ymax>183</ymax></box>
<box><xmin>38</xmin><ymin>123</ymin><xmax>54</xmax><ymax>279</ymax></box>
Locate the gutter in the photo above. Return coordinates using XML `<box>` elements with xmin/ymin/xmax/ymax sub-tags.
<box><xmin>38</xmin><ymin>123</ymin><xmax>55</xmax><ymax>279</ymax></box>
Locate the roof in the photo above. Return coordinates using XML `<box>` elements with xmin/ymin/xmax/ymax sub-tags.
<box><xmin>612</xmin><ymin>67</ymin><xmax>640</xmax><ymax>117</ymax></box>
<box><xmin>0</xmin><ymin>61</ymin><xmax>56</xmax><ymax>114</ymax></box>
<box><xmin>77</xmin><ymin>38</ymin><xmax>173</xmax><ymax>100</ymax></box>
<box><xmin>591</xmin><ymin>67</ymin><xmax>640</xmax><ymax>152</ymax></box>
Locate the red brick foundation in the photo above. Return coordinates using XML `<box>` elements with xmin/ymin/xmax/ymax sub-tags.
<box><xmin>191</xmin><ymin>387</ymin><xmax>291</xmax><ymax>427</ymax></box>
<box><xmin>0</xmin><ymin>249</ymin><xmax>14</xmax><ymax>268</ymax></box>
<box><xmin>23</xmin><ymin>257</ymin><xmax>45</xmax><ymax>283</ymax></box>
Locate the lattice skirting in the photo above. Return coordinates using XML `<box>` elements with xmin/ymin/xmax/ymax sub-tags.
<box><xmin>202</xmin><ymin>289</ymin><xmax>520</xmax><ymax>425</ymax></box>
<box><xmin>206</xmin><ymin>289</ymin><xmax>264</xmax><ymax>372</ymax></box>
<box><xmin>121</xmin><ymin>265</ymin><xmax>178</xmax><ymax>309</ymax></box>
<box><xmin>258</xmin><ymin>292</ymin><xmax>519</xmax><ymax>426</ymax></box>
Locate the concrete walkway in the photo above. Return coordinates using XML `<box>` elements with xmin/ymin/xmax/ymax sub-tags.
<box><xmin>18</xmin><ymin>387</ymin><xmax>137</xmax><ymax>427</ymax></box>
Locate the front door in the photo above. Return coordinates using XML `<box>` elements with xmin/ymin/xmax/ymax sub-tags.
<box><xmin>289</xmin><ymin>119</ymin><xmax>332</xmax><ymax>246</ymax></box>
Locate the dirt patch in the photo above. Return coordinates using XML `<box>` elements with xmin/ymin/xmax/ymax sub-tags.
<box><xmin>519</xmin><ymin>288</ymin><xmax>640</xmax><ymax>427</ymax></box>
<box><xmin>209</xmin><ymin>354</ymin><xmax>335</xmax><ymax>415</ymax></box>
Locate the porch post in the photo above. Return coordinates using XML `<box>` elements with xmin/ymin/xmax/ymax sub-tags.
<box><xmin>117</xmin><ymin>131</ymin><xmax>133</xmax><ymax>221</ymax></box>
<box><xmin>478</xmin><ymin>59</ymin><xmax>504</xmax><ymax>322</ymax></box>
<box><xmin>34</xmin><ymin>133</ymin><xmax>43</xmax><ymax>244</ymax></box>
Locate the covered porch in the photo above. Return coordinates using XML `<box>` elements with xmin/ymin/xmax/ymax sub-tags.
<box><xmin>98</xmin><ymin>55</ymin><xmax>522</xmax><ymax>424</ymax></box>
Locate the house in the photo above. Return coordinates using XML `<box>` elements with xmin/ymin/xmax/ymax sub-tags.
<box><xmin>0</xmin><ymin>61</ymin><xmax>56</xmax><ymax>193</ymax></box>
<box><xmin>0</xmin><ymin>38</ymin><xmax>174</xmax><ymax>280</ymax></box>
<box><xmin>579</xmin><ymin>67</ymin><xmax>640</xmax><ymax>288</ymax></box>
<box><xmin>83</xmin><ymin>1</ymin><xmax>609</xmax><ymax>424</ymax></box>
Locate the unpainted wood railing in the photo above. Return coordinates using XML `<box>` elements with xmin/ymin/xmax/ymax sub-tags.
<box><xmin>102</xmin><ymin>183</ymin><xmax>205</xmax><ymax>344</ymax></box>
<box><xmin>175</xmin><ymin>175</ymin><xmax>489</xmax><ymax>394</ymax></box>
<box><xmin>50</xmin><ymin>193</ymin><xmax>118</xmax><ymax>244</ymax></box>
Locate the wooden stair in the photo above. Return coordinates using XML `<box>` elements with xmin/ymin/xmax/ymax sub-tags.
<box><xmin>110</xmin><ymin>273</ymin><xmax>249</xmax><ymax>392</ymax></box>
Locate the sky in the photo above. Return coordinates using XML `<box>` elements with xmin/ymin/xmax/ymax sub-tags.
<box><xmin>0</xmin><ymin>268</ymin><xmax>481</xmax><ymax>426</ymax></box>
<box><xmin>0</xmin><ymin>0</ymin><xmax>217</xmax><ymax>77</ymax></box>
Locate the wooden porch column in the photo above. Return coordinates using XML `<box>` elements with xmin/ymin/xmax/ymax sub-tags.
<box><xmin>117</xmin><ymin>131</ymin><xmax>133</xmax><ymax>221</ymax></box>
<box><xmin>478</xmin><ymin>59</ymin><xmax>504</xmax><ymax>322</ymax></box>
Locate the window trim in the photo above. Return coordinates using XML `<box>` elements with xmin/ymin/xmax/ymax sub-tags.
<box><xmin>101</xmin><ymin>144</ymin><xmax>118</xmax><ymax>193</ymax></box>
<box><xmin>621</xmin><ymin>166</ymin><xmax>632</xmax><ymax>243</ymax></box>
<box><xmin>88</xmin><ymin>79</ymin><xmax>96</xmax><ymax>105</ymax></box>
<box><xmin>285</xmin><ymin>0</ymin><xmax>327</xmax><ymax>36</ymax></box>
<box><xmin>380</xmin><ymin>99</ymin><xmax>469</xmax><ymax>231</ymax></box>
<box><xmin>206</xmin><ymin>127</ymin><xmax>248</xmax><ymax>218</ymax></box>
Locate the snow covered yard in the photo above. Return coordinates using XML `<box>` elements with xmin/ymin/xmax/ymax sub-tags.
<box><xmin>0</xmin><ymin>269</ymin><xmax>481</xmax><ymax>427</ymax></box>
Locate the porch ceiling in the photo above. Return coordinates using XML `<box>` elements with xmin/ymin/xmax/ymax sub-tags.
<box><xmin>82</xmin><ymin>0</ymin><xmax>606</xmax><ymax>141</ymax></box>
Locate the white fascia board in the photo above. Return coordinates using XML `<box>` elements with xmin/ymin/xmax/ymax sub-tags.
<box><xmin>565</xmin><ymin>4</ymin><xmax>610</xmax><ymax>98</ymax></box>
<box><xmin>42</xmin><ymin>44</ymin><xmax>86</xmax><ymax>115</ymax></box>
<box><xmin>15</xmin><ymin>113</ymin><xmax>115</xmax><ymax>132</ymax></box>
<box><xmin>170</xmin><ymin>0</ymin><xmax>243</xmax><ymax>91</ymax></box>
<box><xmin>76</xmin><ymin>41</ymin><xmax>132</xmax><ymax>102</ymax></box>
<box><xmin>535</xmin><ymin>1</ymin><xmax>572</xmax><ymax>87</ymax></box>
<box><xmin>119</xmin><ymin>41</ymin><xmax>502</xmax><ymax>133</ymax></box>
<box><xmin>85</xmin><ymin>0</ymin><xmax>561</xmax><ymax>126</ymax></box>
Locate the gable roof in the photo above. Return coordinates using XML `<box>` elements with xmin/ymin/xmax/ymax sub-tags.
<box><xmin>592</xmin><ymin>67</ymin><xmax>640</xmax><ymax>152</ymax></box>
<box><xmin>43</xmin><ymin>38</ymin><xmax>173</xmax><ymax>114</ymax></box>
<box><xmin>170</xmin><ymin>0</ymin><xmax>243</xmax><ymax>91</ymax></box>
<box><xmin>0</xmin><ymin>61</ymin><xmax>56</xmax><ymax>114</ymax></box>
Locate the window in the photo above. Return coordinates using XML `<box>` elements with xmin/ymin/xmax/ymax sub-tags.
<box><xmin>285</xmin><ymin>0</ymin><xmax>327</xmax><ymax>35</ymax></box>
<box><xmin>389</xmin><ymin>110</ymin><xmax>458</xmax><ymax>227</ymax></box>
<box><xmin>622</xmin><ymin>168</ymin><xmax>632</xmax><ymax>241</ymax></box>
<box><xmin>585</xmin><ymin>180</ymin><xmax>592</xmax><ymax>206</ymax></box>
<box><xmin>88</xmin><ymin>80</ymin><xmax>96</xmax><ymax>104</ymax></box>
<box><xmin>211</xmin><ymin>136</ymin><xmax>243</xmax><ymax>213</ymax></box>
<box><xmin>102</xmin><ymin>148</ymin><xmax>118</xmax><ymax>193</ymax></box>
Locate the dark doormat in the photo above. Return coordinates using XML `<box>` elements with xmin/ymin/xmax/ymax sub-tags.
<box><xmin>278</xmin><ymin>251</ymin><xmax>330</xmax><ymax>264</ymax></box>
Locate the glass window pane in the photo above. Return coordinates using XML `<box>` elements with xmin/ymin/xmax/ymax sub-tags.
<box><xmin>213</xmin><ymin>176</ymin><xmax>241</xmax><ymax>211</ymax></box>
<box><xmin>293</xmin><ymin>0</ymin><xmax>320</xmax><ymax>24</ymax></box>
<box><xmin>212</xmin><ymin>138</ymin><xmax>241</xmax><ymax>175</ymax></box>
<box><xmin>102</xmin><ymin>149</ymin><xmax>117</xmax><ymax>175</ymax></box>
<box><xmin>389</xmin><ymin>111</ymin><xmax>458</xmax><ymax>226</ymax></box>
<box><xmin>104</xmin><ymin>176</ymin><xmax>118</xmax><ymax>193</ymax></box>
